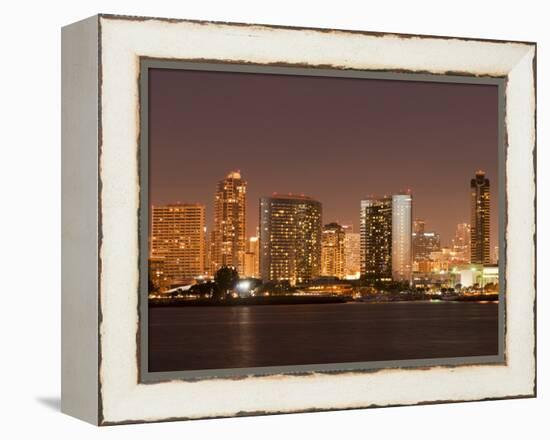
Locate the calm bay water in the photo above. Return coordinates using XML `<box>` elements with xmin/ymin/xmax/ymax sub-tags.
<box><xmin>148</xmin><ymin>301</ymin><xmax>499</xmax><ymax>372</ymax></box>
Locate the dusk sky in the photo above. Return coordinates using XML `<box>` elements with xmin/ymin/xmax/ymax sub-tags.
<box><xmin>149</xmin><ymin>68</ymin><xmax>499</xmax><ymax>246</ymax></box>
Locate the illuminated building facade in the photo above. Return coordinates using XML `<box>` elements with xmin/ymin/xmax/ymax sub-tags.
<box><xmin>470</xmin><ymin>170</ymin><xmax>491</xmax><ymax>264</ymax></box>
<box><xmin>321</xmin><ymin>222</ymin><xmax>346</xmax><ymax>278</ymax></box>
<box><xmin>342</xmin><ymin>224</ymin><xmax>360</xmax><ymax>279</ymax></box>
<box><xmin>360</xmin><ymin>194</ymin><xmax>413</xmax><ymax>282</ymax></box>
<box><xmin>412</xmin><ymin>220</ymin><xmax>441</xmax><ymax>262</ymax></box>
<box><xmin>207</xmin><ymin>229</ymin><xmax>216</xmax><ymax>276</ymax></box>
<box><xmin>259</xmin><ymin>194</ymin><xmax>322</xmax><ymax>285</ymax></box>
<box><xmin>212</xmin><ymin>171</ymin><xmax>247</xmax><ymax>274</ymax></box>
<box><xmin>451</xmin><ymin>264</ymin><xmax>499</xmax><ymax>290</ymax></box>
<box><xmin>429</xmin><ymin>247</ymin><xmax>456</xmax><ymax>272</ymax></box>
<box><xmin>203</xmin><ymin>227</ymin><xmax>211</xmax><ymax>276</ymax></box>
<box><xmin>243</xmin><ymin>235</ymin><xmax>260</xmax><ymax>278</ymax></box>
<box><xmin>301</xmin><ymin>279</ymin><xmax>354</xmax><ymax>296</ymax></box>
<box><xmin>391</xmin><ymin>193</ymin><xmax>413</xmax><ymax>282</ymax></box>
<box><xmin>452</xmin><ymin>222</ymin><xmax>471</xmax><ymax>263</ymax></box>
<box><xmin>148</xmin><ymin>256</ymin><xmax>167</xmax><ymax>291</ymax></box>
<box><xmin>360</xmin><ymin>197</ymin><xmax>393</xmax><ymax>281</ymax></box>
<box><xmin>150</xmin><ymin>203</ymin><xmax>205</xmax><ymax>285</ymax></box>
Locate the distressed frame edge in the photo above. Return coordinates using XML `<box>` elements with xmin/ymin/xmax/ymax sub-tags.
<box><xmin>61</xmin><ymin>14</ymin><xmax>101</xmax><ymax>425</ymax></box>
<box><xmin>92</xmin><ymin>15</ymin><xmax>536</xmax><ymax>425</ymax></box>
<box><xmin>503</xmin><ymin>44</ymin><xmax>537</xmax><ymax>401</ymax></box>
<box><xmin>97</xmin><ymin>12</ymin><xmax>537</xmax><ymax>47</ymax></box>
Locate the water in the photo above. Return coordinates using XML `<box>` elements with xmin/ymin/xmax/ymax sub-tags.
<box><xmin>148</xmin><ymin>301</ymin><xmax>498</xmax><ymax>372</ymax></box>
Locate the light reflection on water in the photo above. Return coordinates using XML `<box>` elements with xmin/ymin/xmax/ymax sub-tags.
<box><xmin>148</xmin><ymin>301</ymin><xmax>499</xmax><ymax>372</ymax></box>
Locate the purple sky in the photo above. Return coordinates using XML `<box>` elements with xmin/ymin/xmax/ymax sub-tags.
<box><xmin>149</xmin><ymin>68</ymin><xmax>499</xmax><ymax>247</ymax></box>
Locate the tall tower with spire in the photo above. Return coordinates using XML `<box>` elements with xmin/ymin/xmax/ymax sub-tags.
<box><xmin>470</xmin><ymin>170</ymin><xmax>491</xmax><ymax>265</ymax></box>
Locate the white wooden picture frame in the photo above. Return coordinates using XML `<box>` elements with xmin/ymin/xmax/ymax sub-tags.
<box><xmin>61</xmin><ymin>14</ymin><xmax>536</xmax><ymax>425</ymax></box>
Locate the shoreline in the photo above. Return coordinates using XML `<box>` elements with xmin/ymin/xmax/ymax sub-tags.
<box><xmin>148</xmin><ymin>294</ymin><xmax>499</xmax><ymax>307</ymax></box>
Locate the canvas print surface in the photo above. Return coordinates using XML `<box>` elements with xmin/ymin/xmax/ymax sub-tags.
<box><xmin>145</xmin><ymin>66</ymin><xmax>501</xmax><ymax>374</ymax></box>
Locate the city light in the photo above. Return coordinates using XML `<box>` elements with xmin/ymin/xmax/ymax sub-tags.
<box><xmin>237</xmin><ymin>280</ymin><xmax>251</xmax><ymax>292</ymax></box>
<box><xmin>149</xmin><ymin>169</ymin><xmax>495</xmax><ymax>301</ymax></box>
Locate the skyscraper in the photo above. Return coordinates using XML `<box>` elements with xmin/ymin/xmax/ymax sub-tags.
<box><xmin>412</xmin><ymin>219</ymin><xmax>441</xmax><ymax>262</ymax></box>
<box><xmin>321</xmin><ymin>222</ymin><xmax>346</xmax><ymax>278</ymax></box>
<box><xmin>360</xmin><ymin>193</ymin><xmax>413</xmax><ymax>283</ymax></box>
<box><xmin>150</xmin><ymin>203</ymin><xmax>205</xmax><ymax>285</ymax></box>
<box><xmin>360</xmin><ymin>197</ymin><xmax>393</xmax><ymax>281</ymax></box>
<box><xmin>212</xmin><ymin>171</ymin><xmax>247</xmax><ymax>275</ymax></box>
<box><xmin>391</xmin><ymin>193</ymin><xmax>413</xmax><ymax>282</ymax></box>
<box><xmin>452</xmin><ymin>222</ymin><xmax>471</xmax><ymax>263</ymax></box>
<box><xmin>259</xmin><ymin>194</ymin><xmax>322</xmax><ymax>285</ymax></box>
<box><xmin>470</xmin><ymin>170</ymin><xmax>491</xmax><ymax>264</ymax></box>
<box><xmin>342</xmin><ymin>224</ymin><xmax>361</xmax><ymax>279</ymax></box>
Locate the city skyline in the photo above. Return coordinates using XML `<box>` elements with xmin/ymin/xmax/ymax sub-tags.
<box><xmin>149</xmin><ymin>168</ymin><xmax>496</xmax><ymax>287</ymax></box>
<box><xmin>149</xmin><ymin>68</ymin><xmax>499</xmax><ymax>246</ymax></box>
<box><xmin>149</xmin><ymin>169</ymin><xmax>495</xmax><ymax>247</ymax></box>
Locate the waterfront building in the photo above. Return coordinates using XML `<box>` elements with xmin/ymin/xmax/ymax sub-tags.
<box><xmin>470</xmin><ymin>170</ymin><xmax>491</xmax><ymax>264</ymax></box>
<box><xmin>301</xmin><ymin>278</ymin><xmax>354</xmax><ymax>296</ymax></box>
<box><xmin>211</xmin><ymin>171</ymin><xmax>247</xmax><ymax>275</ymax></box>
<box><xmin>259</xmin><ymin>194</ymin><xmax>322</xmax><ymax>285</ymax></box>
<box><xmin>148</xmin><ymin>255</ymin><xmax>167</xmax><ymax>291</ymax></box>
<box><xmin>451</xmin><ymin>264</ymin><xmax>499</xmax><ymax>290</ymax></box>
<box><xmin>321</xmin><ymin>222</ymin><xmax>346</xmax><ymax>278</ymax></box>
<box><xmin>243</xmin><ymin>235</ymin><xmax>260</xmax><ymax>278</ymax></box>
<box><xmin>360</xmin><ymin>197</ymin><xmax>393</xmax><ymax>281</ymax></box>
<box><xmin>391</xmin><ymin>193</ymin><xmax>413</xmax><ymax>282</ymax></box>
<box><xmin>360</xmin><ymin>193</ymin><xmax>413</xmax><ymax>283</ymax></box>
<box><xmin>150</xmin><ymin>203</ymin><xmax>206</xmax><ymax>285</ymax></box>
<box><xmin>342</xmin><ymin>224</ymin><xmax>361</xmax><ymax>279</ymax></box>
<box><xmin>411</xmin><ymin>271</ymin><xmax>454</xmax><ymax>291</ymax></box>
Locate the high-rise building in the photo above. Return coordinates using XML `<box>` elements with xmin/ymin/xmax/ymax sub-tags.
<box><xmin>243</xmin><ymin>235</ymin><xmax>260</xmax><ymax>278</ymax></box>
<box><xmin>207</xmin><ymin>229</ymin><xmax>216</xmax><ymax>276</ymax></box>
<box><xmin>412</xmin><ymin>219</ymin><xmax>441</xmax><ymax>262</ymax></box>
<box><xmin>470</xmin><ymin>170</ymin><xmax>491</xmax><ymax>264</ymax></box>
<box><xmin>321</xmin><ymin>222</ymin><xmax>346</xmax><ymax>278</ymax></box>
<box><xmin>452</xmin><ymin>223</ymin><xmax>471</xmax><ymax>263</ymax></box>
<box><xmin>212</xmin><ymin>171</ymin><xmax>247</xmax><ymax>275</ymax></box>
<box><xmin>391</xmin><ymin>194</ymin><xmax>413</xmax><ymax>282</ymax></box>
<box><xmin>360</xmin><ymin>194</ymin><xmax>413</xmax><ymax>282</ymax></box>
<box><xmin>148</xmin><ymin>255</ymin><xmax>167</xmax><ymax>291</ymax></box>
<box><xmin>259</xmin><ymin>194</ymin><xmax>322</xmax><ymax>285</ymax></box>
<box><xmin>360</xmin><ymin>197</ymin><xmax>393</xmax><ymax>281</ymax></box>
<box><xmin>342</xmin><ymin>224</ymin><xmax>361</xmax><ymax>279</ymax></box>
<box><xmin>150</xmin><ymin>203</ymin><xmax>206</xmax><ymax>285</ymax></box>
